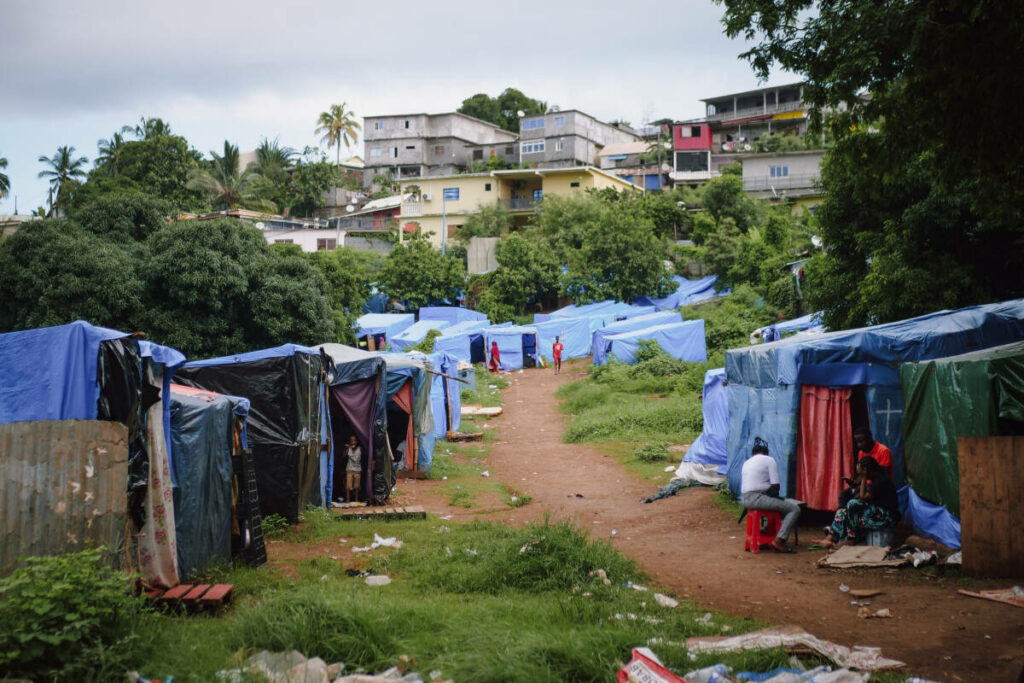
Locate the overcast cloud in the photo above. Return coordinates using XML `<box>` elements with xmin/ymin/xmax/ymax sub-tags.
<box><xmin>0</xmin><ymin>0</ymin><xmax>797</xmax><ymax>213</ymax></box>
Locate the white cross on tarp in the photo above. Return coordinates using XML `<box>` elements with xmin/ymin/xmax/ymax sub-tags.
<box><xmin>875</xmin><ymin>398</ymin><xmax>902</xmax><ymax>440</ymax></box>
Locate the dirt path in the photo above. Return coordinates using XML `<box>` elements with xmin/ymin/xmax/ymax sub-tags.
<box><xmin>401</xmin><ymin>365</ymin><xmax>1023</xmax><ymax>681</ymax></box>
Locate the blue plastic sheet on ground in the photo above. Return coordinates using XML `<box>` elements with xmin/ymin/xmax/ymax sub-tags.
<box><xmin>390</xmin><ymin>319</ymin><xmax>451</xmax><ymax>353</ymax></box>
<box><xmin>592</xmin><ymin>311</ymin><xmax>684</xmax><ymax>365</ymax></box>
<box><xmin>606</xmin><ymin>320</ymin><xmax>707</xmax><ymax>364</ymax></box>
<box><xmin>418</xmin><ymin>306</ymin><xmax>489</xmax><ymax>325</ymax></box>
<box><xmin>0</xmin><ymin>320</ymin><xmax>130</xmax><ymax>423</ymax></box>
<box><xmin>355</xmin><ymin>313</ymin><xmax>416</xmax><ymax>340</ymax></box>
<box><xmin>899</xmin><ymin>486</ymin><xmax>962</xmax><ymax>549</ymax></box>
<box><xmin>633</xmin><ymin>275</ymin><xmax>726</xmax><ymax>310</ymax></box>
<box><xmin>683</xmin><ymin>369</ymin><xmax>729</xmax><ymax>471</ymax></box>
<box><xmin>484</xmin><ymin>326</ymin><xmax>538</xmax><ymax>370</ymax></box>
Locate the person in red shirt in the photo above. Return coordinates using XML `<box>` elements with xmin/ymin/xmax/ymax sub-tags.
<box><xmin>552</xmin><ymin>336</ymin><xmax>564</xmax><ymax>375</ymax></box>
<box><xmin>837</xmin><ymin>427</ymin><xmax>894</xmax><ymax>509</ymax></box>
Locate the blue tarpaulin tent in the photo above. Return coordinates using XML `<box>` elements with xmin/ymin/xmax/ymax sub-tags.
<box><xmin>535</xmin><ymin>300</ymin><xmax>616</xmax><ymax>323</ymax></box>
<box><xmin>355</xmin><ymin>313</ymin><xmax>415</xmax><ymax>345</ymax></box>
<box><xmin>390</xmin><ymin>319</ymin><xmax>452</xmax><ymax>353</ymax></box>
<box><xmin>724</xmin><ymin>298</ymin><xmax>1024</xmax><ymax>506</ymax></box>
<box><xmin>363</xmin><ymin>292</ymin><xmax>388</xmax><ymax>314</ymax></box>
<box><xmin>634</xmin><ymin>275</ymin><xmax>727</xmax><ymax>311</ymax></box>
<box><xmin>606</xmin><ymin>320</ymin><xmax>707</xmax><ymax>365</ymax></box>
<box><xmin>485</xmin><ymin>326</ymin><xmax>539</xmax><ymax>370</ymax></box>
<box><xmin>425</xmin><ymin>351</ymin><xmax>462</xmax><ymax>439</ymax></box>
<box><xmin>592</xmin><ymin>311</ymin><xmax>684</xmax><ymax>365</ymax></box>
<box><xmin>682</xmin><ymin>368</ymin><xmax>729</xmax><ymax>472</ymax></box>
<box><xmin>433</xmin><ymin>320</ymin><xmax>491</xmax><ymax>364</ymax></box>
<box><xmin>418</xmin><ymin>306</ymin><xmax>489</xmax><ymax>325</ymax></box>
<box><xmin>169</xmin><ymin>384</ymin><xmax>250</xmax><ymax>577</ymax></box>
<box><xmin>754</xmin><ymin>311</ymin><xmax>824</xmax><ymax>342</ymax></box>
<box><xmin>535</xmin><ymin>316</ymin><xmax>594</xmax><ymax>362</ymax></box>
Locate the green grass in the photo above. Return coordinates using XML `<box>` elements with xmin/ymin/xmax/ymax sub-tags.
<box><xmin>461</xmin><ymin>366</ymin><xmax>509</xmax><ymax>408</ymax></box>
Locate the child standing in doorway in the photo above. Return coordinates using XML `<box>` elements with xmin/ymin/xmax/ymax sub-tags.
<box><xmin>345</xmin><ymin>435</ymin><xmax>362</xmax><ymax>503</ymax></box>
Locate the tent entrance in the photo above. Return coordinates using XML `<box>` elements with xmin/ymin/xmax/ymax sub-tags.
<box><xmin>522</xmin><ymin>333</ymin><xmax>537</xmax><ymax>368</ymax></box>
<box><xmin>328</xmin><ymin>376</ymin><xmax>379</xmax><ymax>503</ymax></box>
<box><xmin>796</xmin><ymin>385</ymin><xmax>856</xmax><ymax>510</ymax></box>
<box><xmin>469</xmin><ymin>335</ymin><xmax>485</xmax><ymax>364</ymax></box>
<box><xmin>387</xmin><ymin>379</ymin><xmax>418</xmax><ymax>470</ymax></box>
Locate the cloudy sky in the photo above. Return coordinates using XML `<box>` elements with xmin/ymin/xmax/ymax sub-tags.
<box><xmin>0</xmin><ymin>0</ymin><xmax>797</xmax><ymax>214</ymax></box>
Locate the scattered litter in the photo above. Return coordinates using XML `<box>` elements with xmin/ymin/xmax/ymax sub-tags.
<box><xmin>352</xmin><ymin>546</ymin><xmax>372</xmax><ymax>553</ymax></box>
<box><xmin>819</xmin><ymin>546</ymin><xmax>906</xmax><ymax>569</ymax></box>
<box><xmin>857</xmin><ymin>607</ymin><xmax>891</xmax><ymax>619</ymax></box>
<box><xmin>618</xmin><ymin>647</ymin><xmax>687</xmax><ymax>683</ymax></box>
<box><xmin>345</xmin><ymin>569</ymin><xmax>371</xmax><ymax>578</ymax></box>
<box><xmin>695</xmin><ymin>612</ymin><xmax>714</xmax><ymax>626</ymax></box>
<box><xmin>848</xmin><ymin>589</ymin><xmax>883</xmax><ymax>598</ymax></box>
<box><xmin>907</xmin><ymin>550</ymin><xmax>937</xmax><ymax>567</ymax></box>
<box><xmin>654</xmin><ymin>592</ymin><xmax>679</xmax><ymax>608</ymax></box>
<box><xmin>439</xmin><ymin>514</ymin><xmax>453</xmax><ymax>520</ymax></box>
<box><xmin>626</xmin><ymin>581</ymin><xmax>647</xmax><ymax>591</ymax></box>
<box><xmin>438</xmin><ymin>526</ymin><xmax>450</xmax><ymax>533</ymax></box>
<box><xmin>839</xmin><ymin>584</ymin><xmax>850</xmax><ymax>593</ymax></box>
<box><xmin>441</xmin><ymin>476</ymin><xmax>447</xmax><ymax>480</ymax></box>
<box><xmin>610</xmin><ymin>529</ymin><xmax>618</xmax><ymax>536</ymax></box>
<box><xmin>664</xmin><ymin>465</ymin><xmax>677</xmax><ymax>472</ymax></box>
<box><xmin>681</xmin><ymin>663</ymin><xmax>731</xmax><ymax>683</ymax></box>
<box><xmin>519</xmin><ymin>538</ymin><xmax>540</xmax><ymax>554</ymax></box>
<box><xmin>568</xmin><ymin>493</ymin><xmax>584</xmax><ymax>498</ymax></box>
<box><xmin>464</xmin><ymin>548</ymin><xmax>478</xmax><ymax>556</ymax></box>
<box><xmin>945</xmin><ymin>551</ymin><xmax>962</xmax><ymax>565</ymax></box>
<box><xmin>365</xmin><ymin>575</ymin><xmax>392</xmax><ymax>586</ymax></box>
<box><xmin>686</xmin><ymin>625</ymin><xmax>905</xmax><ymax>671</ymax></box>
<box><xmin>776</xmin><ymin>570</ymin><xmax>783</xmax><ymax>575</ymax></box>
<box><xmin>373</xmin><ymin>533</ymin><xmax>399</xmax><ymax>548</ymax></box>
<box><xmin>215</xmin><ymin>649</ymin><xmax>331</xmax><ymax>683</ymax></box>
<box><xmin>958</xmin><ymin>587</ymin><xmax>1024</xmax><ymax>608</ymax></box>
<box><xmin>589</xmin><ymin>568</ymin><xmax>612</xmax><ymax>585</ymax></box>
<box><xmin>481</xmin><ymin>470</ymin><xmax>490</xmax><ymax>477</ymax></box>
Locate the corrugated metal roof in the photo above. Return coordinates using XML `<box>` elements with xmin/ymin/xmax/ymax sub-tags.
<box><xmin>0</xmin><ymin>420</ymin><xmax>129</xmax><ymax>575</ymax></box>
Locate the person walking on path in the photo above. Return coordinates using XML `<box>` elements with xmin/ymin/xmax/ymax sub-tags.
<box><xmin>552</xmin><ymin>336</ymin><xmax>564</xmax><ymax>375</ymax></box>
<box><xmin>740</xmin><ymin>437</ymin><xmax>804</xmax><ymax>553</ymax></box>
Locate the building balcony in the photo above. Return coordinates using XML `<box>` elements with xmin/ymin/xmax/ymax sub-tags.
<box><xmin>707</xmin><ymin>100</ymin><xmax>803</xmax><ymax>122</ymax></box>
<box><xmin>328</xmin><ymin>217</ymin><xmax>393</xmax><ymax>231</ymax></box>
<box><xmin>401</xmin><ymin>203</ymin><xmax>423</xmax><ymax>217</ymax></box>
<box><xmin>498</xmin><ymin>198</ymin><xmax>539</xmax><ymax>211</ymax></box>
<box><xmin>743</xmin><ymin>173</ymin><xmax>818</xmax><ymax>192</ymax></box>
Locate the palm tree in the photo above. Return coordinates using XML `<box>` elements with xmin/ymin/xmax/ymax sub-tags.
<box><xmin>37</xmin><ymin>145</ymin><xmax>89</xmax><ymax>216</ymax></box>
<box><xmin>187</xmin><ymin>140</ymin><xmax>275</xmax><ymax>212</ymax></box>
<box><xmin>96</xmin><ymin>132</ymin><xmax>127</xmax><ymax>176</ymax></box>
<box><xmin>315</xmin><ymin>103</ymin><xmax>361</xmax><ymax>165</ymax></box>
<box><xmin>0</xmin><ymin>155</ymin><xmax>9</xmax><ymax>200</ymax></box>
<box><xmin>121</xmin><ymin>116</ymin><xmax>172</xmax><ymax>140</ymax></box>
<box><xmin>250</xmin><ymin>136</ymin><xmax>296</xmax><ymax>184</ymax></box>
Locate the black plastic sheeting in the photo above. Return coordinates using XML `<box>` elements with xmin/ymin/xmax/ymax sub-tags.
<box><xmin>169</xmin><ymin>391</ymin><xmax>234</xmax><ymax>577</ymax></box>
<box><xmin>96</xmin><ymin>338</ymin><xmax>151</xmax><ymax>528</ymax></box>
<box><xmin>175</xmin><ymin>354</ymin><xmax>326</xmax><ymax>522</ymax></box>
<box><xmin>329</xmin><ymin>352</ymin><xmax>393</xmax><ymax>504</ymax></box>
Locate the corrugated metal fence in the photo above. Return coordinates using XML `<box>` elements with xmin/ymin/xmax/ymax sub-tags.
<box><xmin>0</xmin><ymin>420</ymin><xmax>128</xmax><ymax>575</ymax></box>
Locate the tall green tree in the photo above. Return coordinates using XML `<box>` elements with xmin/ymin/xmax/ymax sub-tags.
<box><xmin>95</xmin><ymin>133</ymin><xmax>127</xmax><ymax>176</ymax></box>
<box><xmin>457</xmin><ymin>88</ymin><xmax>547</xmax><ymax>132</ymax></box>
<box><xmin>37</xmin><ymin>146</ymin><xmax>89</xmax><ymax>216</ymax></box>
<box><xmin>0</xmin><ymin>155</ymin><xmax>9</xmax><ymax>199</ymax></box>
<box><xmin>70</xmin><ymin>192</ymin><xmax>171</xmax><ymax>244</ymax></box>
<box><xmin>121</xmin><ymin>116</ymin><xmax>173</xmax><ymax>141</ymax></box>
<box><xmin>303</xmin><ymin>247</ymin><xmax>372</xmax><ymax>344</ymax></box>
<box><xmin>284</xmin><ymin>148</ymin><xmax>340</xmax><ymax>217</ymax></box>
<box><xmin>315</xmin><ymin>103</ymin><xmax>360</xmax><ymax>164</ymax></box>
<box><xmin>379</xmin><ymin>240</ymin><xmax>466</xmax><ymax>310</ymax></box>
<box><xmin>475</xmin><ymin>233</ymin><xmax>558</xmax><ymax>322</ymax></box>
<box><xmin>187</xmin><ymin>141</ymin><xmax>273</xmax><ymax>212</ymax></box>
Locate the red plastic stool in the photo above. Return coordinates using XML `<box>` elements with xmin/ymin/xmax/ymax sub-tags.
<box><xmin>745</xmin><ymin>510</ymin><xmax>782</xmax><ymax>553</ymax></box>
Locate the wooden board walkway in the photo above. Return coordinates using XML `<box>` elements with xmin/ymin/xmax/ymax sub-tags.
<box><xmin>335</xmin><ymin>505</ymin><xmax>427</xmax><ymax>521</ymax></box>
<box><xmin>145</xmin><ymin>582</ymin><xmax>233</xmax><ymax>612</ymax></box>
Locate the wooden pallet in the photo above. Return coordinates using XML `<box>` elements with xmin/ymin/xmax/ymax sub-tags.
<box><xmin>447</xmin><ymin>431</ymin><xmax>484</xmax><ymax>442</ymax></box>
<box><xmin>145</xmin><ymin>583</ymin><xmax>234</xmax><ymax>611</ymax></box>
<box><xmin>336</xmin><ymin>505</ymin><xmax>427</xmax><ymax>521</ymax></box>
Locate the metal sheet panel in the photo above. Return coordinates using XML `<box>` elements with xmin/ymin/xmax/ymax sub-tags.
<box><xmin>0</xmin><ymin>420</ymin><xmax>129</xmax><ymax>575</ymax></box>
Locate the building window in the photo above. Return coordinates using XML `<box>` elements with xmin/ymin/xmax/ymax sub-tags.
<box><xmin>674</xmin><ymin>151</ymin><xmax>710</xmax><ymax>173</ymax></box>
<box><xmin>555</xmin><ymin>116</ymin><xmax>564</xmax><ymax>127</ymax></box>
<box><xmin>521</xmin><ymin>140</ymin><xmax>546</xmax><ymax>154</ymax></box>
<box><xmin>275</xmin><ymin>239</ymin><xmax>293</xmax><ymax>244</ymax></box>
<box><xmin>406</xmin><ymin>145</ymin><xmax>415</xmax><ymax>150</ymax></box>
<box><xmin>435</xmin><ymin>145</ymin><xmax>445</xmax><ymax>155</ymax></box>
<box><xmin>370</xmin><ymin>148</ymin><xmax>383</xmax><ymax>157</ymax></box>
<box><xmin>555</xmin><ymin>139</ymin><xmax>565</xmax><ymax>151</ymax></box>
<box><xmin>505</xmin><ymin>146</ymin><xmax>513</xmax><ymax>155</ymax></box>
<box><xmin>485</xmin><ymin>183</ymin><xmax>492</xmax><ymax>191</ymax></box>
<box><xmin>316</xmin><ymin>238</ymin><xmax>337</xmax><ymax>251</ymax></box>
<box><xmin>373</xmin><ymin>121</ymin><xmax>384</xmax><ymax>130</ymax></box>
<box><xmin>570</xmin><ymin>182</ymin><xmax>580</xmax><ymax>188</ymax></box>
<box><xmin>472</xmin><ymin>149</ymin><xmax>483</xmax><ymax>160</ymax></box>
<box><xmin>404</xmin><ymin>120</ymin><xmax>410</xmax><ymax>128</ymax></box>
<box><xmin>691</xmin><ymin>126</ymin><xmax>702</xmax><ymax>137</ymax></box>
<box><xmin>390</xmin><ymin>147</ymin><xmax>398</xmax><ymax>158</ymax></box>
<box><xmin>447</xmin><ymin>224</ymin><xmax>459</xmax><ymax>237</ymax></box>
<box><xmin>533</xmin><ymin>189</ymin><xmax>543</xmax><ymax>201</ymax></box>
<box><xmin>770</xmin><ymin>165</ymin><xmax>789</xmax><ymax>178</ymax></box>
<box><xmin>521</xmin><ymin>117</ymin><xmax>545</xmax><ymax>130</ymax></box>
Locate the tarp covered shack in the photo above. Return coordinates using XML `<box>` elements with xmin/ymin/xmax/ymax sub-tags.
<box><xmin>169</xmin><ymin>384</ymin><xmax>250</xmax><ymax>577</ymax></box>
<box><xmin>175</xmin><ymin>345</ymin><xmax>329</xmax><ymax>522</ymax></box>
<box><xmin>390</xmin><ymin>319</ymin><xmax>451</xmax><ymax>353</ymax></box>
<box><xmin>901</xmin><ymin>340</ymin><xmax>1024</xmax><ymax>519</ymax></box>
<box><xmin>724</xmin><ymin>298</ymin><xmax>1024</xmax><ymax>514</ymax></box>
<box><xmin>355</xmin><ymin>313</ymin><xmax>415</xmax><ymax>350</ymax></box>
<box><xmin>633</xmin><ymin>275</ymin><xmax>726</xmax><ymax>311</ymax></box>
<box><xmin>682</xmin><ymin>368</ymin><xmax>729</xmax><ymax>472</ymax></box>
<box><xmin>426</xmin><ymin>351</ymin><xmax>462</xmax><ymax>439</ymax></box>
<box><xmin>315</xmin><ymin>343</ymin><xmax>393</xmax><ymax>504</ymax></box>
<box><xmin>605</xmin><ymin>320</ymin><xmax>707</xmax><ymax>365</ymax></box>
<box><xmin>592</xmin><ymin>311</ymin><xmax>684</xmax><ymax>365</ymax></box>
<box><xmin>418</xmin><ymin>306</ymin><xmax>489</xmax><ymax>325</ymax></box>
<box><xmin>485</xmin><ymin>325</ymin><xmax>539</xmax><ymax>371</ymax></box>
<box><xmin>0</xmin><ymin>321</ymin><xmax>186</xmax><ymax>587</ymax></box>
<box><xmin>433</xmin><ymin>320</ymin><xmax>491</xmax><ymax>364</ymax></box>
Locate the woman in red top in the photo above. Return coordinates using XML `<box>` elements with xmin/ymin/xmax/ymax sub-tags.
<box><xmin>552</xmin><ymin>336</ymin><xmax>564</xmax><ymax>375</ymax></box>
<box><xmin>488</xmin><ymin>340</ymin><xmax>501</xmax><ymax>373</ymax></box>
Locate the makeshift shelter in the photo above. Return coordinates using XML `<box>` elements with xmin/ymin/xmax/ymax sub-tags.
<box><xmin>314</xmin><ymin>344</ymin><xmax>393</xmax><ymax>504</ymax></box>
<box><xmin>419</xmin><ymin>351</ymin><xmax>462</xmax><ymax>439</ymax></box>
<box><xmin>355</xmin><ymin>313</ymin><xmax>415</xmax><ymax>350</ymax></box>
<box><xmin>0</xmin><ymin>321</ymin><xmax>185</xmax><ymax>586</ymax></box>
<box><xmin>433</xmin><ymin>320</ymin><xmax>491</xmax><ymax>364</ymax></box>
<box><xmin>682</xmin><ymin>368</ymin><xmax>729</xmax><ymax>472</ymax></box>
<box><xmin>592</xmin><ymin>311</ymin><xmax>684</xmax><ymax>365</ymax></box>
<box><xmin>418</xmin><ymin>306</ymin><xmax>489</xmax><ymax>325</ymax></box>
<box><xmin>896</xmin><ymin>340</ymin><xmax>1024</xmax><ymax>544</ymax></box>
<box><xmin>363</xmin><ymin>292</ymin><xmax>388</xmax><ymax>314</ymax></box>
<box><xmin>633</xmin><ymin>275</ymin><xmax>726</xmax><ymax>311</ymax></box>
<box><xmin>175</xmin><ymin>345</ymin><xmax>329</xmax><ymax>522</ymax></box>
<box><xmin>605</xmin><ymin>320</ymin><xmax>707</xmax><ymax>365</ymax></box>
<box><xmin>724</xmin><ymin>298</ymin><xmax>1024</xmax><ymax>513</ymax></box>
<box><xmin>390</xmin><ymin>319</ymin><xmax>451</xmax><ymax>353</ymax></box>
<box><xmin>535</xmin><ymin>300</ymin><xmax>616</xmax><ymax>323</ymax></box>
<box><xmin>317</xmin><ymin>345</ymin><xmax>437</xmax><ymax>474</ymax></box>
<box><xmin>534</xmin><ymin>300</ymin><xmax>655</xmax><ymax>324</ymax></box>
<box><xmin>754</xmin><ymin>311</ymin><xmax>824</xmax><ymax>342</ymax></box>
<box><xmin>169</xmin><ymin>385</ymin><xmax>250</xmax><ymax>577</ymax></box>
<box><xmin>534</xmin><ymin>316</ymin><xmax>594</xmax><ymax>362</ymax></box>
<box><xmin>485</xmin><ymin>325</ymin><xmax>539</xmax><ymax>370</ymax></box>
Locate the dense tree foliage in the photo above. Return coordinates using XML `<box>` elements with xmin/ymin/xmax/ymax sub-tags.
<box><xmin>379</xmin><ymin>239</ymin><xmax>466</xmax><ymax>310</ymax></box>
<box><xmin>303</xmin><ymin>247</ymin><xmax>374</xmax><ymax>344</ymax></box>
<box><xmin>284</xmin><ymin>150</ymin><xmax>340</xmax><ymax>217</ymax></box>
<box><xmin>70</xmin><ymin>192</ymin><xmax>171</xmax><ymax>243</ymax></box>
<box><xmin>454</xmin><ymin>203</ymin><xmax>512</xmax><ymax>242</ymax></box>
<box><xmin>457</xmin><ymin>88</ymin><xmax>547</xmax><ymax>133</ymax></box>
<box><xmin>475</xmin><ymin>233</ymin><xmax>558</xmax><ymax>323</ymax></box>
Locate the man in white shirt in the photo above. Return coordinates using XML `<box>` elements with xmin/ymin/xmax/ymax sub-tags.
<box><xmin>741</xmin><ymin>437</ymin><xmax>802</xmax><ymax>552</ymax></box>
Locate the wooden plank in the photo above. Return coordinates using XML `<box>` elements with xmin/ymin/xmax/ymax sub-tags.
<box><xmin>160</xmin><ymin>584</ymin><xmax>194</xmax><ymax>601</ymax></box>
<box><xmin>336</xmin><ymin>505</ymin><xmax>427</xmax><ymax>521</ymax></box>
<box><xmin>182</xmin><ymin>584</ymin><xmax>211</xmax><ymax>604</ymax></box>
<box><xmin>959</xmin><ymin>436</ymin><xmax>1024</xmax><ymax>578</ymax></box>
<box><xmin>958</xmin><ymin>588</ymin><xmax>1024</xmax><ymax>608</ymax></box>
<box><xmin>200</xmin><ymin>584</ymin><xmax>234</xmax><ymax>606</ymax></box>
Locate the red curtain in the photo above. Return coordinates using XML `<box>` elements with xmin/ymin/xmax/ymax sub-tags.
<box><xmin>796</xmin><ymin>385</ymin><xmax>855</xmax><ymax>510</ymax></box>
<box><xmin>391</xmin><ymin>380</ymin><xmax>417</xmax><ymax>470</ymax></box>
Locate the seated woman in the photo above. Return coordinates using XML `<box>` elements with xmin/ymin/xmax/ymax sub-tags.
<box><xmin>821</xmin><ymin>456</ymin><xmax>900</xmax><ymax>548</ymax></box>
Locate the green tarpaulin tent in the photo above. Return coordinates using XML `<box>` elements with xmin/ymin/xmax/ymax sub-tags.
<box><xmin>900</xmin><ymin>340</ymin><xmax>1024</xmax><ymax>517</ymax></box>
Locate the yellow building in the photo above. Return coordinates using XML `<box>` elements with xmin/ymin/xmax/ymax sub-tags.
<box><xmin>397</xmin><ymin>166</ymin><xmax>639</xmax><ymax>248</ymax></box>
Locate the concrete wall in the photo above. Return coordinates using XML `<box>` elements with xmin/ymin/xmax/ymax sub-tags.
<box><xmin>467</xmin><ymin>237</ymin><xmax>499</xmax><ymax>274</ymax></box>
<box><xmin>344</xmin><ymin>235</ymin><xmax>395</xmax><ymax>253</ymax></box>
<box><xmin>263</xmin><ymin>227</ymin><xmax>346</xmax><ymax>252</ymax></box>
<box><xmin>742</xmin><ymin>151</ymin><xmax>824</xmax><ymax>190</ymax></box>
